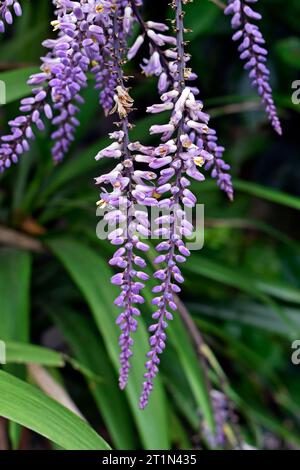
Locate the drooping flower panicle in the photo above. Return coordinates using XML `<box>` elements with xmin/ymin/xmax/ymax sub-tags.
<box><xmin>96</xmin><ymin>2</ymin><xmax>155</xmax><ymax>390</ymax></box>
<box><xmin>225</xmin><ymin>0</ymin><xmax>282</xmax><ymax>135</ymax></box>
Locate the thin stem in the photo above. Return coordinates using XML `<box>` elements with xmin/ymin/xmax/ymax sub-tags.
<box><xmin>210</xmin><ymin>0</ymin><xmax>226</xmax><ymax>10</ymax></box>
<box><xmin>129</xmin><ymin>0</ymin><xmax>173</xmax><ymax>81</ymax></box>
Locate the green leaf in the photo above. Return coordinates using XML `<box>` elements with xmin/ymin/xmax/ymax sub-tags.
<box><xmin>47</xmin><ymin>237</ymin><xmax>169</xmax><ymax>450</ymax></box>
<box><xmin>190</xmin><ymin>302</ymin><xmax>300</xmax><ymax>338</ymax></box>
<box><xmin>52</xmin><ymin>308</ymin><xmax>139</xmax><ymax>450</ymax></box>
<box><xmin>0</xmin><ymin>67</ymin><xmax>39</xmax><ymax>104</ymax></box>
<box><xmin>168</xmin><ymin>314</ymin><xmax>215</xmax><ymax>430</ymax></box>
<box><xmin>184</xmin><ymin>256</ymin><xmax>300</xmax><ymax>336</ymax></box>
<box><xmin>234</xmin><ymin>180</ymin><xmax>300</xmax><ymax>211</ymax></box>
<box><xmin>0</xmin><ymin>248</ymin><xmax>31</xmax><ymax>448</ymax></box>
<box><xmin>185</xmin><ymin>256</ymin><xmax>300</xmax><ymax>307</ymax></box>
<box><xmin>194</xmin><ymin>318</ymin><xmax>280</xmax><ymax>386</ymax></box>
<box><xmin>0</xmin><ymin>371</ymin><xmax>110</xmax><ymax>450</ymax></box>
<box><xmin>194</xmin><ymin>179</ymin><xmax>300</xmax><ymax>211</ymax></box>
<box><xmin>5</xmin><ymin>342</ymin><xmax>64</xmax><ymax>367</ymax></box>
<box><xmin>0</xmin><ymin>248</ymin><xmax>31</xmax><ymax>343</ymax></box>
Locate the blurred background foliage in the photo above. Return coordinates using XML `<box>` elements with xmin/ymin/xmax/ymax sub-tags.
<box><xmin>0</xmin><ymin>0</ymin><xmax>300</xmax><ymax>450</ymax></box>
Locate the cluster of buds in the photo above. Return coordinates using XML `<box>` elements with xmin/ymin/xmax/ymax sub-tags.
<box><xmin>0</xmin><ymin>0</ymin><xmax>139</xmax><ymax>171</ymax></box>
<box><xmin>0</xmin><ymin>0</ymin><xmax>22</xmax><ymax>32</ymax></box>
<box><xmin>225</xmin><ymin>0</ymin><xmax>282</xmax><ymax>135</ymax></box>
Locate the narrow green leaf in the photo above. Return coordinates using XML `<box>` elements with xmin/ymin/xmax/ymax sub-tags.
<box><xmin>276</xmin><ymin>37</ymin><xmax>300</xmax><ymax>69</ymax></box>
<box><xmin>185</xmin><ymin>256</ymin><xmax>300</xmax><ymax>307</ymax></box>
<box><xmin>5</xmin><ymin>342</ymin><xmax>64</xmax><ymax>367</ymax></box>
<box><xmin>0</xmin><ymin>371</ymin><xmax>110</xmax><ymax>450</ymax></box>
<box><xmin>234</xmin><ymin>180</ymin><xmax>300</xmax><ymax>211</ymax></box>
<box><xmin>167</xmin><ymin>314</ymin><xmax>215</xmax><ymax>430</ymax></box>
<box><xmin>193</xmin><ymin>179</ymin><xmax>300</xmax><ymax>211</ymax></box>
<box><xmin>0</xmin><ymin>248</ymin><xmax>31</xmax><ymax>449</ymax></box>
<box><xmin>190</xmin><ymin>302</ymin><xmax>300</xmax><ymax>337</ymax></box>
<box><xmin>185</xmin><ymin>1</ymin><xmax>221</xmax><ymax>39</ymax></box>
<box><xmin>52</xmin><ymin>308</ymin><xmax>139</xmax><ymax>450</ymax></box>
<box><xmin>0</xmin><ymin>249</ymin><xmax>31</xmax><ymax>342</ymax></box>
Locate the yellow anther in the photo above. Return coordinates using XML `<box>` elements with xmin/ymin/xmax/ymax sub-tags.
<box><xmin>194</xmin><ymin>156</ymin><xmax>205</xmax><ymax>167</ymax></box>
<box><xmin>95</xmin><ymin>4</ymin><xmax>104</xmax><ymax>13</ymax></box>
<box><xmin>96</xmin><ymin>199</ymin><xmax>107</xmax><ymax>209</ymax></box>
<box><xmin>50</xmin><ymin>20</ymin><xmax>60</xmax><ymax>31</ymax></box>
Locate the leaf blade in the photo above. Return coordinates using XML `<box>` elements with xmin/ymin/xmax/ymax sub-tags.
<box><xmin>0</xmin><ymin>371</ymin><xmax>110</xmax><ymax>450</ymax></box>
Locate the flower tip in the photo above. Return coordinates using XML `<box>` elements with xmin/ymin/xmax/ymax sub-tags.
<box><xmin>119</xmin><ymin>383</ymin><xmax>126</xmax><ymax>391</ymax></box>
<box><xmin>139</xmin><ymin>399</ymin><xmax>147</xmax><ymax>410</ymax></box>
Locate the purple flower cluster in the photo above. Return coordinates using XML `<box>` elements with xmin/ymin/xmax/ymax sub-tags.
<box><xmin>0</xmin><ymin>0</ymin><xmax>22</xmax><ymax>33</ymax></box>
<box><xmin>204</xmin><ymin>132</ymin><xmax>234</xmax><ymax>201</ymax></box>
<box><xmin>96</xmin><ymin>4</ymin><xmax>155</xmax><ymax>390</ymax></box>
<box><xmin>0</xmin><ymin>1</ymin><xmax>138</xmax><ymax>171</ymax></box>
<box><xmin>96</xmin><ymin>132</ymin><xmax>157</xmax><ymax>390</ymax></box>
<box><xmin>128</xmin><ymin>0</ymin><xmax>233</xmax><ymax>200</ymax></box>
<box><xmin>225</xmin><ymin>0</ymin><xmax>282</xmax><ymax>135</ymax></box>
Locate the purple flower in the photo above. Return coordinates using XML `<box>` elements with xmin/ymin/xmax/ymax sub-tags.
<box><xmin>225</xmin><ymin>0</ymin><xmax>282</xmax><ymax>135</ymax></box>
<box><xmin>91</xmin><ymin>2</ymin><xmax>139</xmax><ymax>115</ymax></box>
<box><xmin>0</xmin><ymin>82</ymin><xmax>51</xmax><ymax>172</ymax></box>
